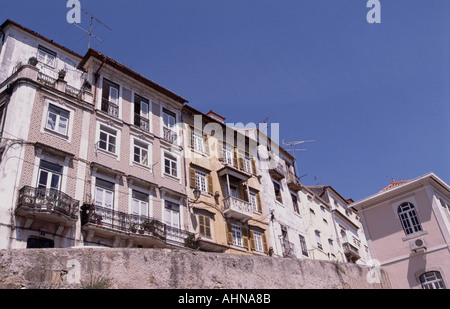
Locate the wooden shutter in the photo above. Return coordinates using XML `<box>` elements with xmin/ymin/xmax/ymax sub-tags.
<box><xmin>256</xmin><ymin>192</ymin><xmax>262</xmax><ymax>213</ymax></box>
<box><xmin>249</xmin><ymin>230</ymin><xmax>256</xmax><ymax>251</ymax></box>
<box><xmin>199</xmin><ymin>215</ymin><xmax>205</xmax><ymax>236</ymax></box>
<box><xmin>189</xmin><ymin>167</ymin><xmax>196</xmax><ymax>189</ymax></box>
<box><xmin>242</xmin><ymin>228</ymin><xmax>249</xmax><ymax>250</ymax></box>
<box><xmin>262</xmin><ymin>232</ymin><xmax>269</xmax><ymax>254</ymax></box>
<box><xmin>242</xmin><ymin>185</ymin><xmax>249</xmax><ymax>202</ymax></box>
<box><xmin>251</xmin><ymin>158</ymin><xmax>257</xmax><ymax>175</ymax></box>
<box><xmin>233</xmin><ymin>148</ymin><xmax>238</xmax><ymax>168</ymax></box>
<box><xmin>199</xmin><ymin>215</ymin><xmax>211</xmax><ymax>238</ymax></box>
<box><xmin>218</xmin><ymin>143</ymin><xmax>224</xmax><ymax>161</ymax></box>
<box><xmin>204</xmin><ymin>217</ymin><xmax>211</xmax><ymax>238</ymax></box>
<box><xmin>187</xmin><ymin>126</ymin><xmax>193</xmax><ymax>150</ymax></box>
<box><xmin>203</xmin><ymin>135</ymin><xmax>210</xmax><ymax>156</ymax></box>
<box><xmin>207</xmin><ymin>174</ymin><xmax>213</xmax><ymax>195</ymax></box>
<box><xmin>226</xmin><ymin>223</ymin><xmax>233</xmax><ymax>245</ymax></box>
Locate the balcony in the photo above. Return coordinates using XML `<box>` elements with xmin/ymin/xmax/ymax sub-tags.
<box><xmin>269</xmin><ymin>163</ymin><xmax>285</xmax><ymax>180</ymax></box>
<box><xmin>81</xmin><ymin>204</ymin><xmax>195</xmax><ymax>249</ymax></box>
<box><xmin>281</xmin><ymin>240</ymin><xmax>296</xmax><ymax>258</ymax></box>
<box><xmin>16</xmin><ymin>186</ymin><xmax>79</xmax><ymax>226</ymax></box>
<box><xmin>223</xmin><ymin>196</ymin><xmax>252</xmax><ymax>222</ymax></box>
<box><xmin>101</xmin><ymin>98</ymin><xmax>119</xmax><ymax>118</ymax></box>
<box><xmin>134</xmin><ymin>114</ymin><xmax>150</xmax><ymax>132</ymax></box>
<box><xmin>163</xmin><ymin>127</ymin><xmax>178</xmax><ymax>144</ymax></box>
<box><xmin>342</xmin><ymin>242</ymin><xmax>361</xmax><ymax>263</ymax></box>
<box><xmin>287</xmin><ymin>172</ymin><xmax>302</xmax><ymax>191</ymax></box>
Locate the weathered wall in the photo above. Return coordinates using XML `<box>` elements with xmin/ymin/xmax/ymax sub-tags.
<box><xmin>0</xmin><ymin>248</ymin><xmax>391</xmax><ymax>289</ymax></box>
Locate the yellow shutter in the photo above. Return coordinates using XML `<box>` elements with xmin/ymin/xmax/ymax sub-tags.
<box><xmin>242</xmin><ymin>185</ymin><xmax>249</xmax><ymax>202</ymax></box>
<box><xmin>249</xmin><ymin>230</ymin><xmax>256</xmax><ymax>251</ymax></box>
<box><xmin>205</xmin><ymin>216</ymin><xmax>211</xmax><ymax>238</ymax></box>
<box><xmin>242</xmin><ymin>228</ymin><xmax>249</xmax><ymax>250</ymax></box>
<box><xmin>199</xmin><ymin>215</ymin><xmax>205</xmax><ymax>236</ymax></box>
<box><xmin>226</xmin><ymin>223</ymin><xmax>233</xmax><ymax>245</ymax></box>
<box><xmin>251</xmin><ymin>158</ymin><xmax>257</xmax><ymax>175</ymax></box>
<box><xmin>207</xmin><ymin>173</ymin><xmax>213</xmax><ymax>195</ymax></box>
<box><xmin>189</xmin><ymin>167</ymin><xmax>196</xmax><ymax>189</ymax></box>
<box><xmin>262</xmin><ymin>232</ymin><xmax>269</xmax><ymax>254</ymax></box>
<box><xmin>256</xmin><ymin>192</ymin><xmax>262</xmax><ymax>213</ymax></box>
<box><xmin>233</xmin><ymin>148</ymin><xmax>238</xmax><ymax>168</ymax></box>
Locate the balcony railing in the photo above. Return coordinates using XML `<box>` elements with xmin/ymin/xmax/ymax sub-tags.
<box><xmin>16</xmin><ymin>186</ymin><xmax>79</xmax><ymax>221</ymax></box>
<box><xmin>134</xmin><ymin>114</ymin><xmax>150</xmax><ymax>132</ymax></box>
<box><xmin>81</xmin><ymin>204</ymin><xmax>195</xmax><ymax>247</ymax></box>
<box><xmin>37</xmin><ymin>72</ymin><xmax>56</xmax><ymax>87</ymax></box>
<box><xmin>223</xmin><ymin>196</ymin><xmax>252</xmax><ymax>221</ymax></box>
<box><xmin>163</xmin><ymin>127</ymin><xmax>178</xmax><ymax>144</ymax></box>
<box><xmin>101</xmin><ymin>98</ymin><xmax>119</xmax><ymax>118</ymax></box>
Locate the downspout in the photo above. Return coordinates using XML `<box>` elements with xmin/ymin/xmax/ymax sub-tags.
<box><xmin>0</xmin><ymin>28</ymin><xmax>5</xmax><ymax>56</ymax></box>
<box><xmin>0</xmin><ymin>84</ymin><xmax>13</xmax><ymax>138</ymax></box>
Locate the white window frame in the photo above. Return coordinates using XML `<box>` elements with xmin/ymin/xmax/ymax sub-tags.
<box><xmin>195</xmin><ymin>170</ymin><xmax>208</xmax><ymax>193</ymax></box>
<box><xmin>163</xmin><ymin>150</ymin><xmax>179</xmax><ymax>179</ymax></box>
<box><xmin>94</xmin><ymin>179</ymin><xmax>115</xmax><ymax>210</ymax></box>
<box><xmin>253</xmin><ymin>230</ymin><xmax>264</xmax><ymax>252</ymax></box>
<box><xmin>45</xmin><ymin>104</ymin><xmax>70</xmax><ymax>136</ymax></box>
<box><xmin>243</xmin><ymin>155</ymin><xmax>252</xmax><ymax>174</ymax></box>
<box><xmin>97</xmin><ymin>123</ymin><xmax>120</xmax><ymax>157</ymax></box>
<box><xmin>232</xmin><ymin>224</ymin><xmax>243</xmax><ymax>247</ymax></box>
<box><xmin>420</xmin><ymin>271</ymin><xmax>446</xmax><ymax>289</ymax></box>
<box><xmin>165</xmin><ymin>201</ymin><xmax>181</xmax><ymax>229</ymax></box>
<box><xmin>132</xmin><ymin>138</ymin><xmax>151</xmax><ymax>168</ymax></box>
<box><xmin>223</xmin><ymin>145</ymin><xmax>233</xmax><ymax>165</ymax></box>
<box><xmin>193</xmin><ymin>129</ymin><xmax>204</xmax><ymax>153</ymax></box>
<box><xmin>249</xmin><ymin>191</ymin><xmax>258</xmax><ymax>212</ymax></box>
<box><xmin>37</xmin><ymin>45</ymin><xmax>56</xmax><ymax>68</ymax></box>
<box><xmin>37</xmin><ymin>160</ymin><xmax>63</xmax><ymax>191</ymax></box>
<box><xmin>398</xmin><ymin>202</ymin><xmax>422</xmax><ymax>235</ymax></box>
<box><xmin>133</xmin><ymin>93</ymin><xmax>151</xmax><ymax>132</ymax></box>
<box><xmin>131</xmin><ymin>190</ymin><xmax>150</xmax><ymax>218</ymax></box>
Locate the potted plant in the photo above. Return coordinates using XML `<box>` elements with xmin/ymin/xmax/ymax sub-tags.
<box><xmin>94</xmin><ymin>214</ymin><xmax>103</xmax><ymax>226</ymax></box>
<box><xmin>141</xmin><ymin>219</ymin><xmax>152</xmax><ymax>232</ymax></box>
<box><xmin>28</xmin><ymin>56</ymin><xmax>38</xmax><ymax>66</ymax></box>
<box><xmin>58</xmin><ymin>69</ymin><xmax>66</xmax><ymax>80</ymax></box>
<box><xmin>130</xmin><ymin>223</ymin><xmax>138</xmax><ymax>233</ymax></box>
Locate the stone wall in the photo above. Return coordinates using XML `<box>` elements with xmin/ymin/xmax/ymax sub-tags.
<box><xmin>0</xmin><ymin>248</ymin><xmax>391</xmax><ymax>289</ymax></box>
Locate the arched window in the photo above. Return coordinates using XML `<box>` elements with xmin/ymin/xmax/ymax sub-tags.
<box><xmin>398</xmin><ymin>202</ymin><xmax>422</xmax><ymax>235</ymax></box>
<box><xmin>420</xmin><ymin>271</ymin><xmax>446</xmax><ymax>289</ymax></box>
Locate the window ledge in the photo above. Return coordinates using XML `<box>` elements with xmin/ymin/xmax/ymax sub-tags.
<box><xmin>43</xmin><ymin>127</ymin><xmax>70</xmax><ymax>141</ymax></box>
<box><xmin>229</xmin><ymin>244</ymin><xmax>248</xmax><ymax>253</ymax></box>
<box><xmin>402</xmin><ymin>230</ymin><xmax>428</xmax><ymax>242</ymax></box>
<box><xmin>132</xmin><ymin>162</ymin><xmax>152</xmax><ymax>173</ymax></box>
<box><xmin>97</xmin><ymin>148</ymin><xmax>119</xmax><ymax>160</ymax></box>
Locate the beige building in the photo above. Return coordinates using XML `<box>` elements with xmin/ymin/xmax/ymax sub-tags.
<box><xmin>350</xmin><ymin>173</ymin><xmax>450</xmax><ymax>289</ymax></box>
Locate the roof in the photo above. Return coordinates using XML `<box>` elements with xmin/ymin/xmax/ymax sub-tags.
<box><xmin>77</xmin><ymin>49</ymin><xmax>188</xmax><ymax>105</ymax></box>
<box><xmin>379</xmin><ymin>177</ymin><xmax>410</xmax><ymax>193</ymax></box>
<box><xmin>0</xmin><ymin>19</ymin><xmax>82</xmax><ymax>59</ymax></box>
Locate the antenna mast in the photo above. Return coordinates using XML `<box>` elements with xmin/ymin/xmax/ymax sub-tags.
<box><xmin>282</xmin><ymin>139</ymin><xmax>315</xmax><ymax>176</ymax></box>
<box><xmin>71</xmin><ymin>6</ymin><xmax>112</xmax><ymax>49</ymax></box>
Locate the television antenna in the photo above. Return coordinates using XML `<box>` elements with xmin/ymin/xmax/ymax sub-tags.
<box><xmin>71</xmin><ymin>6</ymin><xmax>112</xmax><ymax>49</ymax></box>
<box><xmin>282</xmin><ymin>139</ymin><xmax>316</xmax><ymax>174</ymax></box>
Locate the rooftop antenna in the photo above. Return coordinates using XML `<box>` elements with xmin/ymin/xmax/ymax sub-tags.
<box><xmin>71</xmin><ymin>6</ymin><xmax>112</xmax><ymax>49</ymax></box>
<box><xmin>282</xmin><ymin>139</ymin><xmax>316</xmax><ymax>176</ymax></box>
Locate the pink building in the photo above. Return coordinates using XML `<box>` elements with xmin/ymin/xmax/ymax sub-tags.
<box><xmin>350</xmin><ymin>173</ymin><xmax>450</xmax><ymax>289</ymax></box>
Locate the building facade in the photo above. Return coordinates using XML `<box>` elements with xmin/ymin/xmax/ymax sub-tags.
<box><xmin>350</xmin><ymin>173</ymin><xmax>450</xmax><ymax>289</ymax></box>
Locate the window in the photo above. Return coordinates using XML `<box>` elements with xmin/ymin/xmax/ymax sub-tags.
<box><xmin>101</xmin><ymin>79</ymin><xmax>120</xmax><ymax>118</ymax></box>
<box><xmin>198</xmin><ymin>215</ymin><xmax>211</xmax><ymax>238</ymax></box>
<box><xmin>299</xmin><ymin>235</ymin><xmax>308</xmax><ymax>257</ymax></box>
<box><xmin>273</xmin><ymin>181</ymin><xmax>283</xmax><ymax>203</ymax></box>
<box><xmin>291</xmin><ymin>194</ymin><xmax>300</xmax><ymax>214</ymax></box>
<box><xmin>0</xmin><ymin>104</ymin><xmax>4</xmax><ymax>135</ymax></box>
<box><xmin>133</xmin><ymin>139</ymin><xmax>149</xmax><ymax>167</ymax></box>
<box><xmin>249</xmin><ymin>191</ymin><xmax>260</xmax><ymax>212</ymax></box>
<box><xmin>37</xmin><ymin>160</ymin><xmax>63</xmax><ymax>190</ymax></box>
<box><xmin>192</xmin><ymin>128</ymin><xmax>204</xmax><ymax>153</ymax></box>
<box><xmin>46</xmin><ymin>104</ymin><xmax>70</xmax><ymax>136</ymax></box>
<box><xmin>315</xmin><ymin>230</ymin><xmax>322</xmax><ymax>250</ymax></box>
<box><xmin>398</xmin><ymin>202</ymin><xmax>422</xmax><ymax>235</ymax></box>
<box><xmin>164</xmin><ymin>152</ymin><xmax>178</xmax><ymax>178</ymax></box>
<box><xmin>253</xmin><ymin>231</ymin><xmax>264</xmax><ymax>252</ymax></box>
<box><xmin>95</xmin><ymin>178</ymin><xmax>114</xmax><ymax>209</ymax></box>
<box><xmin>134</xmin><ymin>94</ymin><xmax>150</xmax><ymax>131</ymax></box>
<box><xmin>328</xmin><ymin>239</ymin><xmax>335</xmax><ymax>255</ymax></box>
<box><xmin>223</xmin><ymin>144</ymin><xmax>233</xmax><ymax>165</ymax></box>
<box><xmin>243</xmin><ymin>155</ymin><xmax>252</xmax><ymax>174</ymax></box>
<box><xmin>162</xmin><ymin>108</ymin><xmax>176</xmax><ymax>129</ymax></box>
<box><xmin>165</xmin><ymin>202</ymin><xmax>180</xmax><ymax>229</ymax></box>
<box><xmin>132</xmin><ymin>190</ymin><xmax>149</xmax><ymax>217</ymax></box>
<box><xmin>37</xmin><ymin>46</ymin><xmax>56</xmax><ymax>67</ymax></box>
<box><xmin>99</xmin><ymin>125</ymin><xmax>117</xmax><ymax>154</ymax></box>
<box><xmin>231</xmin><ymin>224</ymin><xmax>243</xmax><ymax>247</ymax></box>
<box><xmin>195</xmin><ymin>170</ymin><xmax>208</xmax><ymax>193</ymax></box>
<box><xmin>420</xmin><ymin>271</ymin><xmax>446</xmax><ymax>289</ymax></box>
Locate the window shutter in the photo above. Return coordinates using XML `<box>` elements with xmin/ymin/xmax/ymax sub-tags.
<box><xmin>203</xmin><ymin>135</ymin><xmax>210</xmax><ymax>156</ymax></box>
<box><xmin>187</xmin><ymin>126</ymin><xmax>193</xmax><ymax>150</ymax></box>
<box><xmin>218</xmin><ymin>143</ymin><xmax>224</xmax><ymax>161</ymax></box>
<box><xmin>251</xmin><ymin>158</ymin><xmax>257</xmax><ymax>175</ymax></box>
<box><xmin>205</xmin><ymin>216</ymin><xmax>211</xmax><ymax>238</ymax></box>
<box><xmin>199</xmin><ymin>215</ymin><xmax>205</xmax><ymax>236</ymax></box>
<box><xmin>207</xmin><ymin>174</ymin><xmax>213</xmax><ymax>195</ymax></box>
<box><xmin>242</xmin><ymin>186</ymin><xmax>249</xmax><ymax>202</ymax></box>
<box><xmin>262</xmin><ymin>232</ymin><xmax>269</xmax><ymax>254</ymax></box>
<box><xmin>249</xmin><ymin>230</ymin><xmax>256</xmax><ymax>250</ymax></box>
<box><xmin>226</xmin><ymin>223</ymin><xmax>233</xmax><ymax>245</ymax></box>
<box><xmin>189</xmin><ymin>167</ymin><xmax>197</xmax><ymax>189</ymax></box>
<box><xmin>242</xmin><ymin>228</ymin><xmax>249</xmax><ymax>250</ymax></box>
<box><xmin>256</xmin><ymin>192</ymin><xmax>262</xmax><ymax>213</ymax></box>
<box><xmin>233</xmin><ymin>148</ymin><xmax>238</xmax><ymax>168</ymax></box>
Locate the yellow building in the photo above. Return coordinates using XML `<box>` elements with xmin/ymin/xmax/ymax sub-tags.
<box><xmin>182</xmin><ymin>106</ymin><xmax>270</xmax><ymax>256</ymax></box>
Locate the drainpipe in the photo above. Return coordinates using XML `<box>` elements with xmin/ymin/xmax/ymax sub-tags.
<box><xmin>0</xmin><ymin>28</ymin><xmax>5</xmax><ymax>56</ymax></box>
<box><xmin>0</xmin><ymin>84</ymin><xmax>13</xmax><ymax>138</ymax></box>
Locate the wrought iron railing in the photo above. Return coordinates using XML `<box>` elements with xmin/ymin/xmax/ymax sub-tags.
<box><xmin>81</xmin><ymin>204</ymin><xmax>195</xmax><ymax>246</ymax></box>
<box><xmin>101</xmin><ymin>98</ymin><xmax>119</xmax><ymax>118</ymax></box>
<box><xmin>17</xmin><ymin>186</ymin><xmax>79</xmax><ymax>220</ymax></box>
<box><xmin>134</xmin><ymin>114</ymin><xmax>150</xmax><ymax>132</ymax></box>
<box><xmin>163</xmin><ymin>127</ymin><xmax>177</xmax><ymax>144</ymax></box>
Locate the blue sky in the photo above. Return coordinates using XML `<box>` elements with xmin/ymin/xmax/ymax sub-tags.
<box><xmin>1</xmin><ymin>0</ymin><xmax>449</xmax><ymax>201</ymax></box>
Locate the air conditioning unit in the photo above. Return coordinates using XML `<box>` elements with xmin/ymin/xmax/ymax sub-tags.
<box><xmin>409</xmin><ymin>237</ymin><xmax>426</xmax><ymax>252</ymax></box>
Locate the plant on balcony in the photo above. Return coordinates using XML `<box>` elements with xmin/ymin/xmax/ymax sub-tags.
<box><xmin>58</xmin><ymin>69</ymin><xmax>66</xmax><ymax>80</ymax></box>
<box><xmin>184</xmin><ymin>233</ymin><xmax>197</xmax><ymax>249</ymax></box>
<box><xmin>141</xmin><ymin>219</ymin><xmax>154</xmax><ymax>232</ymax></box>
<box><xmin>28</xmin><ymin>56</ymin><xmax>38</xmax><ymax>66</ymax></box>
<box><xmin>130</xmin><ymin>223</ymin><xmax>138</xmax><ymax>233</ymax></box>
<box><xmin>93</xmin><ymin>214</ymin><xmax>103</xmax><ymax>226</ymax></box>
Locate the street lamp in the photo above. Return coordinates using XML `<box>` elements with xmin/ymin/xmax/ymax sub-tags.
<box><xmin>193</xmin><ymin>188</ymin><xmax>201</xmax><ymax>203</ymax></box>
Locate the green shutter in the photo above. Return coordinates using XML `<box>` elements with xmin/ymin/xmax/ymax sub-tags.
<box><xmin>226</xmin><ymin>223</ymin><xmax>233</xmax><ymax>245</ymax></box>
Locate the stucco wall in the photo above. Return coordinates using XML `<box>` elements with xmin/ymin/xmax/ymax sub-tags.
<box><xmin>0</xmin><ymin>248</ymin><xmax>391</xmax><ymax>289</ymax></box>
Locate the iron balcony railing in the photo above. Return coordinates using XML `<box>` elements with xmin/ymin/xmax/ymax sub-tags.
<box><xmin>134</xmin><ymin>114</ymin><xmax>150</xmax><ymax>132</ymax></box>
<box><xmin>81</xmin><ymin>204</ymin><xmax>195</xmax><ymax>246</ymax></box>
<box><xmin>101</xmin><ymin>98</ymin><xmax>119</xmax><ymax>118</ymax></box>
<box><xmin>17</xmin><ymin>186</ymin><xmax>79</xmax><ymax>220</ymax></box>
<box><xmin>163</xmin><ymin>127</ymin><xmax>178</xmax><ymax>144</ymax></box>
